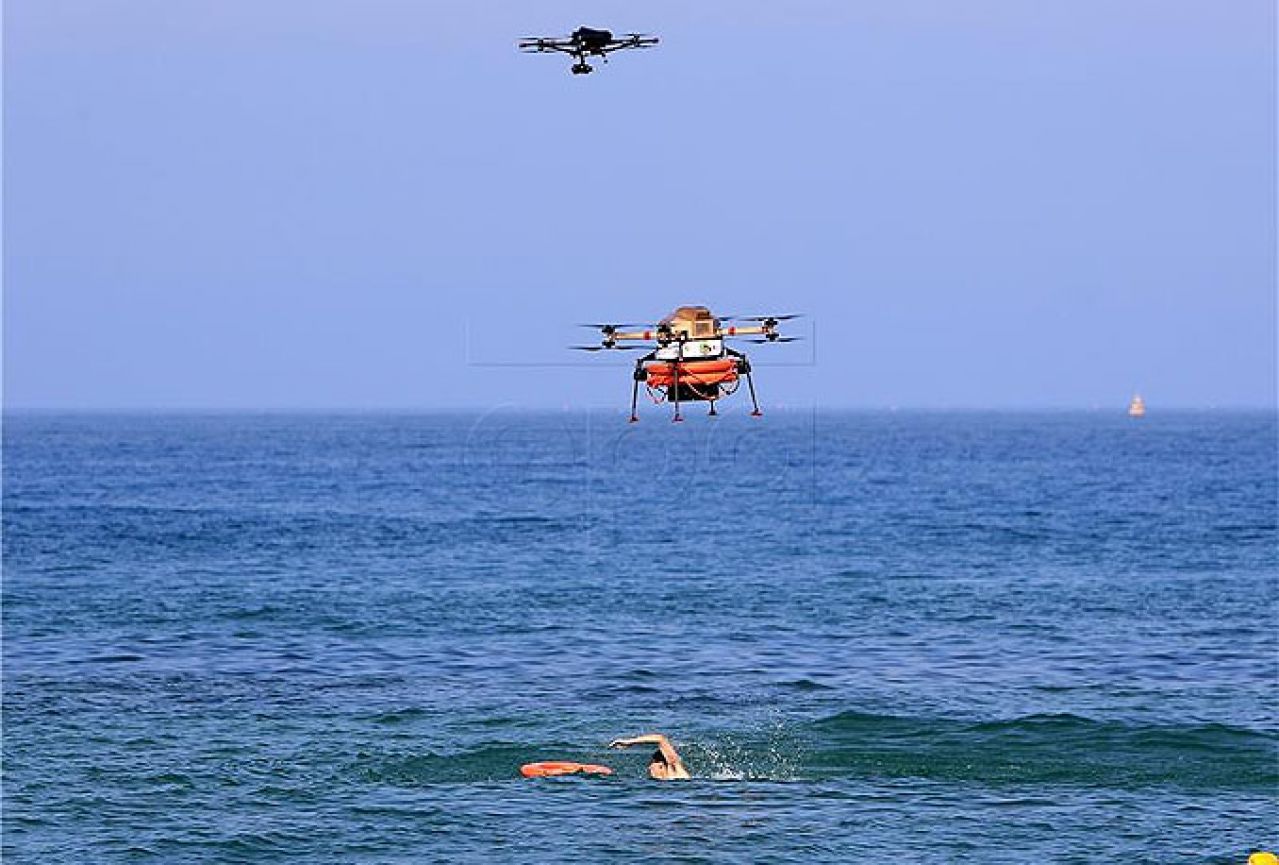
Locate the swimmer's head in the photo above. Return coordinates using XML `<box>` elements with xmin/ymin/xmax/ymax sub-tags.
<box><xmin>648</xmin><ymin>750</ymin><xmax>668</xmax><ymax>779</ymax></box>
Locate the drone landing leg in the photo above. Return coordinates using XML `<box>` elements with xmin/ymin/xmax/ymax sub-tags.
<box><xmin>744</xmin><ymin>364</ymin><xmax>763</xmax><ymax>417</ymax></box>
<box><xmin>708</xmin><ymin>400</ymin><xmax>717</xmax><ymax>417</ymax></box>
<box><xmin>628</xmin><ymin>352</ymin><xmax>654</xmax><ymax>424</ymax></box>
<box><xmin>671</xmin><ymin>362</ymin><xmax>683</xmax><ymax>423</ymax></box>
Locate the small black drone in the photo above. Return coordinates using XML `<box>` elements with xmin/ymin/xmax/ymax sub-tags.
<box><xmin>518</xmin><ymin>26</ymin><xmax>658</xmax><ymax>75</ymax></box>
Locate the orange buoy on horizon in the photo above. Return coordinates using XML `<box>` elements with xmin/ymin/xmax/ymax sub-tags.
<box><xmin>520</xmin><ymin>761</ymin><xmax>613</xmax><ymax>778</ymax></box>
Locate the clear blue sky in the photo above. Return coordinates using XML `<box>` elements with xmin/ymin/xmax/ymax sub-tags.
<box><xmin>5</xmin><ymin>0</ymin><xmax>1275</xmax><ymax>409</ymax></box>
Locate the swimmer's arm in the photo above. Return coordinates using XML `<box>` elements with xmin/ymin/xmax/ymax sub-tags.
<box><xmin>609</xmin><ymin>733</ymin><xmax>665</xmax><ymax>748</ymax></box>
<box><xmin>609</xmin><ymin>733</ymin><xmax>685</xmax><ymax>767</ymax></box>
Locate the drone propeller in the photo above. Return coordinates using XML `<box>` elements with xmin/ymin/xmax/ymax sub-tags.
<box><xmin>746</xmin><ymin>336</ymin><xmax>803</xmax><ymax>344</ymax></box>
<box><xmin>728</xmin><ymin>314</ymin><xmax>803</xmax><ymax>323</ymax></box>
<box><xmin>518</xmin><ymin>36</ymin><xmax>569</xmax><ymax>51</ymax></box>
<box><xmin>577</xmin><ymin>322</ymin><xmax>649</xmax><ymax>332</ymax></box>
<box><xmin>570</xmin><ymin>344</ymin><xmax>646</xmax><ymax>352</ymax></box>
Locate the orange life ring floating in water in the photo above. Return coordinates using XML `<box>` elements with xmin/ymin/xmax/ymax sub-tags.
<box><xmin>520</xmin><ymin>761</ymin><xmax>613</xmax><ymax>778</ymax></box>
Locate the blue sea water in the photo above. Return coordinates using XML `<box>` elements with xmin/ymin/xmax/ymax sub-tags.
<box><xmin>3</xmin><ymin>410</ymin><xmax>1276</xmax><ymax>863</ymax></box>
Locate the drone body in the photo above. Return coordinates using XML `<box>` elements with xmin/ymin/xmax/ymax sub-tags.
<box><xmin>519</xmin><ymin>26</ymin><xmax>659</xmax><ymax>75</ymax></box>
<box><xmin>574</xmin><ymin>306</ymin><xmax>800</xmax><ymax>422</ymax></box>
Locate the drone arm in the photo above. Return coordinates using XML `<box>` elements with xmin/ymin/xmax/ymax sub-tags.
<box><xmin>518</xmin><ymin>40</ymin><xmax>576</xmax><ymax>54</ymax></box>
<box><xmin>611</xmin><ymin>329</ymin><xmax>659</xmax><ymax>342</ymax></box>
<box><xmin>719</xmin><ymin>325</ymin><xmax>769</xmax><ymax>338</ymax></box>
<box><xmin>600</xmin><ymin>37</ymin><xmax>659</xmax><ymax>54</ymax></box>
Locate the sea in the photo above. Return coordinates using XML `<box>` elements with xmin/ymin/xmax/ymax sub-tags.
<box><xmin>3</xmin><ymin>410</ymin><xmax>1276</xmax><ymax>863</ymax></box>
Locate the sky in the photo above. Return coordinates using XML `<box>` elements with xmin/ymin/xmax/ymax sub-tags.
<box><xmin>4</xmin><ymin>0</ymin><xmax>1275</xmax><ymax>409</ymax></box>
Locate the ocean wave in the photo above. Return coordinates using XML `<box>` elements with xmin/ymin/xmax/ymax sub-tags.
<box><xmin>806</xmin><ymin>710</ymin><xmax>1277</xmax><ymax>788</ymax></box>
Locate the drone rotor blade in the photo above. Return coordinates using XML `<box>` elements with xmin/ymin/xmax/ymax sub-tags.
<box><xmin>719</xmin><ymin>314</ymin><xmax>802</xmax><ymax>323</ymax></box>
<box><xmin>746</xmin><ymin>336</ymin><xmax>804</xmax><ymax>344</ymax></box>
<box><xmin>519</xmin><ymin>37</ymin><xmax>574</xmax><ymax>53</ymax></box>
<box><xmin>601</xmin><ymin>34</ymin><xmax>658</xmax><ymax>53</ymax></box>
<box><xmin>738</xmin><ymin>314</ymin><xmax>803</xmax><ymax>322</ymax></box>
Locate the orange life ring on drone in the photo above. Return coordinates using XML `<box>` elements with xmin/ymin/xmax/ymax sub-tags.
<box><xmin>520</xmin><ymin>761</ymin><xmax>614</xmax><ymax>778</ymax></box>
<box><xmin>644</xmin><ymin>358</ymin><xmax>738</xmax><ymax>388</ymax></box>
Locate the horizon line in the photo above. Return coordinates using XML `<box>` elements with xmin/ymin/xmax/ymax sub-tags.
<box><xmin>4</xmin><ymin>404</ymin><xmax>1277</xmax><ymax>414</ymax></box>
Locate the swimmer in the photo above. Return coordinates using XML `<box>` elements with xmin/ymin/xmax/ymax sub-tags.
<box><xmin>609</xmin><ymin>733</ymin><xmax>691</xmax><ymax>780</ymax></box>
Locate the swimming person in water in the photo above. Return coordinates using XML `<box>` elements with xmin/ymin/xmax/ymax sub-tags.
<box><xmin>609</xmin><ymin>733</ymin><xmax>691</xmax><ymax>780</ymax></box>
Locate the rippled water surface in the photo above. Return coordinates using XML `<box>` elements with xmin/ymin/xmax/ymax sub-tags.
<box><xmin>4</xmin><ymin>411</ymin><xmax>1276</xmax><ymax>863</ymax></box>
